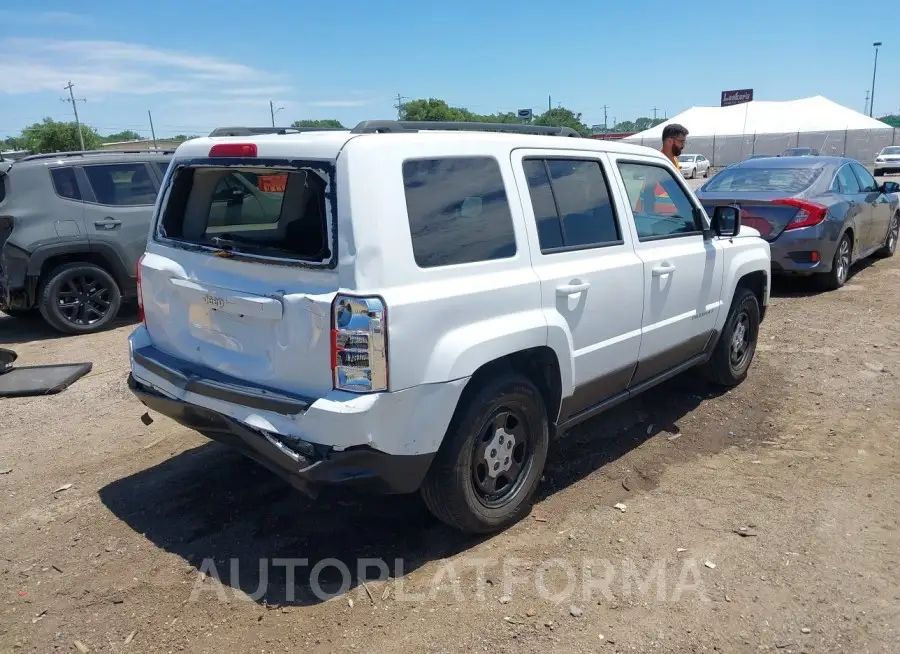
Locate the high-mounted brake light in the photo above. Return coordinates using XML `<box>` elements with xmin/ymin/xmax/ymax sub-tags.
<box><xmin>774</xmin><ymin>198</ymin><xmax>828</xmax><ymax>231</ymax></box>
<box><xmin>208</xmin><ymin>142</ymin><xmax>257</xmax><ymax>157</ymax></box>
<box><xmin>330</xmin><ymin>295</ymin><xmax>388</xmax><ymax>393</ymax></box>
<box><xmin>136</xmin><ymin>253</ymin><xmax>146</xmax><ymax>323</ymax></box>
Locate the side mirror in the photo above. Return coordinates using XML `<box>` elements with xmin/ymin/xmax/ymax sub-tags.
<box><xmin>880</xmin><ymin>181</ymin><xmax>900</xmax><ymax>194</ymax></box>
<box><xmin>712</xmin><ymin>205</ymin><xmax>741</xmax><ymax>238</ymax></box>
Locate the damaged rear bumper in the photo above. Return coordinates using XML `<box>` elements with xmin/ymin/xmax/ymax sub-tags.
<box><xmin>127</xmin><ymin>373</ymin><xmax>435</xmax><ymax>496</ymax></box>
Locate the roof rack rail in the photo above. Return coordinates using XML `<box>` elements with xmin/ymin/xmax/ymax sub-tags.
<box><xmin>350</xmin><ymin>120</ymin><xmax>582</xmax><ymax>137</ymax></box>
<box><xmin>208</xmin><ymin>126</ymin><xmax>346</xmax><ymax>137</ymax></box>
<box><xmin>19</xmin><ymin>149</ymin><xmax>176</xmax><ymax>162</ymax></box>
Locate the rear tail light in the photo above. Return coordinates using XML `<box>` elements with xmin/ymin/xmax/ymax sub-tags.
<box><xmin>208</xmin><ymin>143</ymin><xmax>257</xmax><ymax>157</ymax></box>
<box><xmin>774</xmin><ymin>198</ymin><xmax>828</xmax><ymax>231</ymax></box>
<box><xmin>136</xmin><ymin>253</ymin><xmax>145</xmax><ymax>323</ymax></box>
<box><xmin>330</xmin><ymin>295</ymin><xmax>388</xmax><ymax>393</ymax></box>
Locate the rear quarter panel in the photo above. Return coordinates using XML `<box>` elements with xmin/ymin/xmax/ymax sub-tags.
<box><xmin>340</xmin><ymin>135</ymin><xmax>555</xmax><ymax>393</ymax></box>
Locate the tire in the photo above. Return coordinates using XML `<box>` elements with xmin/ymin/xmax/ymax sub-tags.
<box><xmin>690</xmin><ymin>167</ymin><xmax>697</xmax><ymax>179</ymax></box>
<box><xmin>702</xmin><ymin>288</ymin><xmax>760</xmax><ymax>387</ymax></box>
<box><xmin>704</xmin><ymin>165</ymin><xmax>710</xmax><ymax>178</ymax></box>
<box><xmin>875</xmin><ymin>213</ymin><xmax>899</xmax><ymax>258</ymax></box>
<box><xmin>37</xmin><ymin>262</ymin><xmax>122</xmax><ymax>334</ymax></box>
<box><xmin>420</xmin><ymin>372</ymin><xmax>550</xmax><ymax>534</ymax></box>
<box><xmin>817</xmin><ymin>233</ymin><xmax>852</xmax><ymax>291</ymax></box>
<box><xmin>874</xmin><ymin>169</ymin><xmax>882</xmax><ymax>177</ymax></box>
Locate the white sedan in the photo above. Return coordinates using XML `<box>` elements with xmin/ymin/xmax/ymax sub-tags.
<box><xmin>678</xmin><ymin>154</ymin><xmax>711</xmax><ymax>179</ymax></box>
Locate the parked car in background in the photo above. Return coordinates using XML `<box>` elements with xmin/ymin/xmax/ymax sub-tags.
<box><xmin>127</xmin><ymin>120</ymin><xmax>771</xmax><ymax>534</ymax></box>
<box><xmin>0</xmin><ymin>149</ymin><xmax>173</xmax><ymax>333</ymax></box>
<box><xmin>678</xmin><ymin>154</ymin><xmax>710</xmax><ymax>178</ymax></box>
<box><xmin>696</xmin><ymin>156</ymin><xmax>899</xmax><ymax>290</ymax></box>
<box><xmin>780</xmin><ymin>147</ymin><xmax>820</xmax><ymax>157</ymax></box>
<box><xmin>873</xmin><ymin>146</ymin><xmax>900</xmax><ymax>177</ymax></box>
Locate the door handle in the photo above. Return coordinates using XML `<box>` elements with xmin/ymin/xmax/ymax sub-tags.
<box><xmin>94</xmin><ymin>218</ymin><xmax>122</xmax><ymax>229</ymax></box>
<box><xmin>556</xmin><ymin>281</ymin><xmax>591</xmax><ymax>295</ymax></box>
<box><xmin>652</xmin><ymin>263</ymin><xmax>676</xmax><ymax>277</ymax></box>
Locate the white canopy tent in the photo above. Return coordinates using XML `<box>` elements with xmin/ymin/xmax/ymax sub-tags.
<box><xmin>623</xmin><ymin>96</ymin><xmax>897</xmax><ymax>165</ymax></box>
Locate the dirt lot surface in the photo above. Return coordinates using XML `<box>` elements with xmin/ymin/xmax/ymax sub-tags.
<box><xmin>2</xmin><ymin>206</ymin><xmax>900</xmax><ymax>652</ymax></box>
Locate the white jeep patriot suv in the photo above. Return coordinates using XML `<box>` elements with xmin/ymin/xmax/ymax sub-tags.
<box><xmin>127</xmin><ymin>120</ymin><xmax>770</xmax><ymax>534</ymax></box>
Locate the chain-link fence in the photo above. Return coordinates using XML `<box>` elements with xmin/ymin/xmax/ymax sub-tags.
<box><xmin>625</xmin><ymin>128</ymin><xmax>900</xmax><ymax>168</ymax></box>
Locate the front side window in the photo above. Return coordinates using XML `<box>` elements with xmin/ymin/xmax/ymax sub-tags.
<box><xmin>523</xmin><ymin>158</ymin><xmax>621</xmax><ymax>251</ymax></box>
<box><xmin>618</xmin><ymin>162</ymin><xmax>699</xmax><ymax>240</ymax></box>
<box><xmin>83</xmin><ymin>163</ymin><xmax>158</xmax><ymax>206</ymax></box>
<box><xmin>402</xmin><ymin>156</ymin><xmax>516</xmax><ymax>268</ymax></box>
<box><xmin>50</xmin><ymin>167</ymin><xmax>81</xmax><ymax>201</ymax></box>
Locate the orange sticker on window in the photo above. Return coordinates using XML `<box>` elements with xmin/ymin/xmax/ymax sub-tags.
<box><xmin>257</xmin><ymin>174</ymin><xmax>287</xmax><ymax>192</ymax></box>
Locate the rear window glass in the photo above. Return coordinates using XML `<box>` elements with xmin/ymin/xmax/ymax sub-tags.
<box><xmin>702</xmin><ymin>166</ymin><xmax>822</xmax><ymax>193</ymax></box>
<box><xmin>158</xmin><ymin>166</ymin><xmax>330</xmax><ymax>262</ymax></box>
<box><xmin>51</xmin><ymin>167</ymin><xmax>82</xmax><ymax>201</ymax></box>
<box><xmin>402</xmin><ymin>156</ymin><xmax>516</xmax><ymax>268</ymax></box>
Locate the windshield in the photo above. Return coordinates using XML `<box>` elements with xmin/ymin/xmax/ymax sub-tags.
<box><xmin>881</xmin><ymin>147</ymin><xmax>900</xmax><ymax>155</ymax></box>
<box><xmin>679</xmin><ymin>155</ymin><xmax>696</xmax><ymax>161</ymax></box>
<box><xmin>702</xmin><ymin>166</ymin><xmax>823</xmax><ymax>193</ymax></box>
<box><xmin>783</xmin><ymin>149</ymin><xmax>810</xmax><ymax>156</ymax></box>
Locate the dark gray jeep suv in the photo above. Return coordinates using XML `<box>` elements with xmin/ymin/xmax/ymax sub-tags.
<box><xmin>0</xmin><ymin>149</ymin><xmax>172</xmax><ymax>334</ymax></box>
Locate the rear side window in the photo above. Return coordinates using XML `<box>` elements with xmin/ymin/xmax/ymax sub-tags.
<box><xmin>83</xmin><ymin>163</ymin><xmax>158</xmax><ymax>206</ymax></box>
<box><xmin>402</xmin><ymin>156</ymin><xmax>516</xmax><ymax>268</ymax></box>
<box><xmin>702</xmin><ymin>166</ymin><xmax>822</xmax><ymax>193</ymax></box>
<box><xmin>158</xmin><ymin>166</ymin><xmax>330</xmax><ymax>262</ymax></box>
<box><xmin>50</xmin><ymin>167</ymin><xmax>82</xmax><ymax>201</ymax></box>
<box><xmin>153</xmin><ymin>161</ymin><xmax>170</xmax><ymax>179</ymax></box>
<box><xmin>523</xmin><ymin>158</ymin><xmax>621</xmax><ymax>251</ymax></box>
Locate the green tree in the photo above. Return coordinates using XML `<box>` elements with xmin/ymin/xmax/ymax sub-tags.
<box><xmin>880</xmin><ymin>114</ymin><xmax>900</xmax><ymax>128</ymax></box>
<box><xmin>532</xmin><ymin>107</ymin><xmax>591</xmax><ymax>136</ymax></box>
<box><xmin>2</xmin><ymin>135</ymin><xmax>27</xmax><ymax>151</ymax></box>
<box><xmin>399</xmin><ymin>98</ymin><xmax>477</xmax><ymax>122</ymax></box>
<box><xmin>22</xmin><ymin>118</ymin><xmax>102</xmax><ymax>153</ymax></box>
<box><xmin>102</xmin><ymin>130</ymin><xmax>144</xmax><ymax>142</ymax></box>
<box><xmin>291</xmin><ymin>119</ymin><xmax>345</xmax><ymax>129</ymax></box>
<box><xmin>613</xmin><ymin>120</ymin><xmax>637</xmax><ymax>132</ymax></box>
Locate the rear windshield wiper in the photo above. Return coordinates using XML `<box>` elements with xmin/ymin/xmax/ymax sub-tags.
<box><xmin>209</xmin><ymin>234</ymin><xmax>304</xmax><ymax>258</ymax></box>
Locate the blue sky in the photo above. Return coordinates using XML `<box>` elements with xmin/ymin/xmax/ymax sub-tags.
<box><xmin>1</xmin><ymin>1</ymin><xmax>896</xmax><ymax>139</ymax></box>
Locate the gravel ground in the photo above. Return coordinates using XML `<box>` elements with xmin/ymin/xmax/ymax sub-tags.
<box><xmin>1</xmin><ymin>187</ymin><xmax>899</xmax><ymax>652</ymax></box>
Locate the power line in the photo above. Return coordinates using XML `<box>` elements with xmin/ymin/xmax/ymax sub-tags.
<box><xmin>394</xmin><ymin>94</ymin><xmax>409</xmax><ymax>119</ymax></box>
<box><xmin>61</xmin><ymin>81</ymin><xmax>87</xmax><ymax>151</ymax></box>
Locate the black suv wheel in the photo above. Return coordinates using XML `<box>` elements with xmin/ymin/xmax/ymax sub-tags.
<box><xmin>420</xmin><ymin>373</ymin><xmax>550</xmax><ymax>534</ymax></box>
<box><xmin>38</xmin><ymin>262</ymin><xmax>122</xmax><ymax>334</ymax></box>
<box><xmin>702</xmin><ymin>287</ymin><xmax>760</xmax><ymax>387</ymax></box>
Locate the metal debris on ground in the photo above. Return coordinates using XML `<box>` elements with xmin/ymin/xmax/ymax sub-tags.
<box><xmin>704</xmin><ymin>560</ymin><xmax>716</xmax><ymax>569</ymax></box>
<box><xmin>613</xmin><ymin>503</ymin><xmax>627</xmax><ymax>512</ymax></box>
<box><xmin>140</xmin><ymin>412</ymin><xmax>154</xmax><ymax>425</ymax></box>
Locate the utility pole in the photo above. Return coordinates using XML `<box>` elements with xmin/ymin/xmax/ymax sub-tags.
<box><xmin>394</xmin><ymin>94</ymin><xmax>409</xmax><ymax>119</ymax></box>
<box><xmin>61</xmin><ymin>81</ymin><xmax>86</xmax><ymax>151</ymax></box>
<box><xmin>864</xmin><ymin>90</ymin><xmax>870</xmax><ymax>116</ymax></box>
<box><xmin>870</xmin><ymin>41</ymin><xmax>882</xmax><ymax>117</ymax></box>
<box><xmin>269</xmin><ymin>100</ymin><xmax>284</xmax><ymax>127</ymax></box>
<box><xmin>147</xmin><ymin>110</ymin><xmax>158</xmax><ymax>149</ymax></box>
<box><xmin>602</xmin><ymin>105</ymin><xmax>609</xmax><ymax>131</ymax></box>
<box><xmin>652</xmin><ymin>106</ymin><xmax>659</xmax><ymax>121</ymax></box>
<box><xmin>548</xmin><ymin>95</ymin><xmax>551</xmax><ymax>112</ymax></box>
